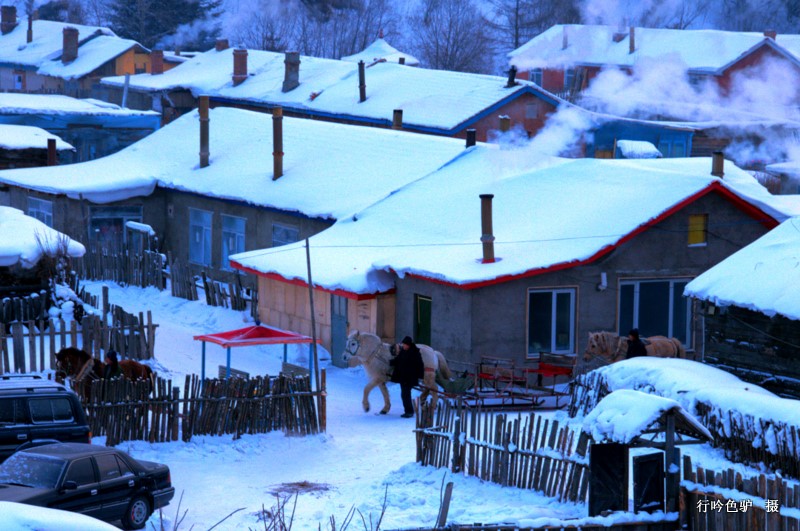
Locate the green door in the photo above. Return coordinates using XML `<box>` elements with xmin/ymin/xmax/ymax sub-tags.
<box><xmin>414</xmin><ymin>295</ymin><xmax>432</xmax><ymax>346</ymax></box>
<box><xmin>330</xmin><ymin>295</ymin><xmax>348</xmax><ymax>368</ymax></box>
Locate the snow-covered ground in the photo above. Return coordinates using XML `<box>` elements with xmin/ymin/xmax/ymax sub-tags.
<box><xmin>11</xmin><ymin>281</ymin><xmax>793</xmax><ymax>530</ymax></box>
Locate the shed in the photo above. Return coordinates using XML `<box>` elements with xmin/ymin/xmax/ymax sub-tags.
<box><xmin>582</xmin><ymin>390</ymin><xmax>712</xmax><ymax>516</ymax></box>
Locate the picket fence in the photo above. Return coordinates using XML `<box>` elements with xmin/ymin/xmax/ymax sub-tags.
<box><xmin>416</xmin><ymin>399</ymin><xmax>589</xmax><ymax>503</ymax></box>
<box><xmin>77</xmin><ymin>245</ymin><xmax>165</xmax><ymax>290</ymax></box>
<box><xmin>74</xmin><ymin>372</ymin><xmax>325</xmax><ymax>446</ymax></box>
<box><xmin>0</xmin><ymin>290</ymin><xmax>50</xmax><ymax>329</ymax></box>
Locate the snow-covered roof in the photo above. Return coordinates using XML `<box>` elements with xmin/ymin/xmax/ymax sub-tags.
<box><xmin>582</xmin><ymin>389</ymin><xmax>712</xmax><ymax>444</ymax></box>
<box><xmin>0</xmin><ymin>93</ymin><xmax>158</xmax><ymax>118</ymax></box>
<box><xmin>0</xmin><ymin>206</ymin><xmax>85</xmax><ymax>268</ymax></box>
<box><xmin>509</xmin><ymin>25</ymin><xmax>800</xmax><ymax>74</ymax></box>
<box><xmin>0</xmin><ymin>18</ymin><xmax>140</xmax><ymax>79</ymax></box>
<box><xmin>0</xmin><ymin>107</ymin><xmax>467</xmax><ymax>213</ymax></box>
<box><xmin>0</xmin><ymin>124</ymin><xmax>73</xmax><ymax>151</ymax></box>
<box><xmin>685</xmin><ymin>217</ymin><xmax>800</xmax><ymax>320</ymax></box>
<box><xmin>766</xmin><ymin>160</ymin><xmax>800</xmax><ymax>177</ymax></box>
<box><xmin>102</xmin><ymin>48</ymin><xmax>558</xmax><ymax>133</ymax></box>
<box><xmin>617</xmin><ymin>139</ymin><xmax>662</xmax><ymax>159</ymax></box>
<box><xmin>341</xmin><ymin>38</ymin><xmax>420</xmax><ymax>66</ymax></box>
<box><xmin>231</xmin><ymin>152</ymin><xmax>795</xmax><ymax>295</ymax></box>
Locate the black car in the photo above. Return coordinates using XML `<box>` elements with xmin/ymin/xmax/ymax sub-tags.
<box><xmin>0</xmin><ymin>442</ymin><xmax>175</xmax><ymax>530</ymax></box>
<box><xmin>0</xmin><ymin>375</ymin><xmax>91</xmax><ymax>462</ymax></box>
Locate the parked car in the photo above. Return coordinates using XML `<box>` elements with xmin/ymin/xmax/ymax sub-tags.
<box><xmin>0</xmin><ymin>375</ymin><xmax>91</xmax><ymax>462</ymax></box>
<box><xmin>0</xmin><ymin>442</ymin><xmax>175</xmax><ymax>529</ymax></box>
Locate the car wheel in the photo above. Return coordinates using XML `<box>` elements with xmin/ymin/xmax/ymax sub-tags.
<box><xmin>122</xmin><ymin>495</ymin><xmax>152</xmax><ymax>530</ymax></box>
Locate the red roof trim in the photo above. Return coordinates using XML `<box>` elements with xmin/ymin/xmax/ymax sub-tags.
<box><xmin>231</xmin><ymin>261</ymin><xmax>391</xmax><ymax>301</ymax></box>
<box><xmin>405</xmin><ymin>181</ymin><xmax>779</xmax><ymax>290</ymax></box>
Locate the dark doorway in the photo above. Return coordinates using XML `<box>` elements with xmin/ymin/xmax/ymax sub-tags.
<box><xmin>633</xmin><ymin>452</ymin><xmax>665</xmax><ymax>513</ymax></box>
<box><xmin>414</xmin><ymin>295</ymin><xmax>432</xmax><ymax>345</ymax></box>
<box><xmin>589</xmin><ymin>443</ymin><xmax>628</xmax><ymax>516</ymax></box>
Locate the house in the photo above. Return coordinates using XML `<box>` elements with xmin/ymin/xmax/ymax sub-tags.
<box><xmin>340</xmin><ymin>35</ymin><xmax>420</xmax><ymax>66</ymax></box>
<box><xmin>508</xmin><ymin>25</ymin><xmax>800</xmax><ymax>98</ymax></box>
<box><xmin>231</xmin><ymin>151</ymin><xmax>790</xmax><ymax>367</ymax></box>
<box><xmin>0</xmin><ymin>106</ymin><xmax>470</xmax><ymax>278</ymax></box>
<box><xmin>100</xmin><ymin>46</ymin><xmax>563</xmax><ymax>141</ymax></box>
<box><xmin>685</xmin><ymin>216</ymin><xmax>800</xmax><ymax>398</ymax></box>
<box><xmin>0</xmin><ymin>93</ymin><xmax>160</xmax><ymax>163</ymax></box>
<box><xmin>0</xmin><ymin>5</ymin><xmax>151</xmax><ymax>98</ymax></box>
<box><xmin>765</xmin><ymin>160</ymin><xmax>800</xmax><ymax>194</ymax></box>
<box><xmin>0</xmin><ymin>125</ymin><xmax>73</xmax><ymax>168</ymax></box>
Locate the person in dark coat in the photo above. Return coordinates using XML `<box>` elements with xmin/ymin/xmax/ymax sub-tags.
<box><xmin>390</xmin><ymin>336</ymin><xmax>424</xmax><ymax>418</ymax></box>
<box><xmin>103</xmin><ymin>350</ymin><xmax>122</xmax><ymax>379</ymax></box>
<box><xmin>626</xmin><ymin>329</ymin><xmax>648</xmax><ymax>359</ymax></box>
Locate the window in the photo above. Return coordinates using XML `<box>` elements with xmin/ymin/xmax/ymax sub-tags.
<box><xmin>221</xmin><ymin>215</ymin><xmax>246</xmax><ymax>269</ymax></box>
<box><xmin>13</xmin><ymin>71</ymin><xmax>24</xmax><ymax>91</ymax></box>
<box><xmin>29</xmin><ymin>398</ymin><xmax>74</xmax><ymax>423</ymax></box>
<box><xmin>272</xmin><ymin>222</ymin><xmax>299</xmax><ymax>247</ymax></box>
<box><xmin>95</xmin><ymin>453</ymin><xmax>122</xmax><ymax>480</ymax></box>
<box><xmin>531</xmin><ymin>68</ymin><xmax>543</xmax><ymax>86</ymax></box>
<box><xmin>528</xmin><ymin>288</ymin><xmax>576</xmax><ymax>356</ymax></box>
<box><xmin>189</xmin><ymin>208</ymin><xmax>213</xmax><ymax>265</ymax></box>
<box><xmin>28</xmin><ymin>197</ymin><xmax>53</xmax><ymax>227</ymax></box>
<box><xmin>0</xmin><ymin>398</ymin><xmax>22</xmax><ymax>425</ymax></box>
<box><xmin>526</xmin><ymin>102</ymin><xmax>542</xmax><ymax>120</ymax></box>
<box><xmin>89</xmin><ymin>206</ymin><xmax>142</xmax><ymax>251</ymax></box>
<box><xmin>688</xmin><ymin>214</ymin><xmax>708</xmax><ymax>246</ymax></box>
<box><xmin>619</xmin><ymin>279</ymin><xmax>691</xmax><ymax>345</ymax></box>
<box><xmin>564</xmin><ymin>69</ymin><xmax>576</xmax><ymax>91</ymax></box>
<box><xmin>116</xmin><ymin>455</ymin><xmax>134</xmax><ymax>477</ymax></box>
<box><xmin>65</xmin><ymin>457</ymin><xmax>96</xmax><ymax>486</ymax></box>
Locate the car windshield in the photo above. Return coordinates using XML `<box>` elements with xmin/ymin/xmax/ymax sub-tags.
<box><xmin>0</xmin><ymin>452</ymin><xmax>67</xmax><ymax>489</ymax></box>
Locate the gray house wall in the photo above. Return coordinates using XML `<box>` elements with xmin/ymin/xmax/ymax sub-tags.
<box><xmin>393</xmin><ymin>191</ymin><xmax>773</xmax><ymax>367</ymax></box>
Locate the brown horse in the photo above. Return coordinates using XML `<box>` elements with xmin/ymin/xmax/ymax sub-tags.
<box><xmin>55</xmin><ymin>347</ymin><xmax>153</xmax><ymax>382</ymax></box>
<box><xmin>583</xmin><ymin>331</ymin><xmax>685</xmax><ymax>364</ymax></box>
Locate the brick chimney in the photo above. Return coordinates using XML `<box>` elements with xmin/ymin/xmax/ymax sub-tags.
<box><xmin>47</xmin><ymin>138</ymin><xmax>57</xmax><ymax>166</ymax></box>
<box><xmin>629</xmin><ymin>26</ymin><xmax>635</xmax><ymax>54</ymax></box>
<box><xmin>764</xmin><ymin>30</ymin><xmax>777</xmax><ymax>40</ymax></box>
<box><xmin>711</xmin><ymin>151</ymin><xmax>724</xmax><ymax>178</ymax></box>
<box><xmin>282</xmin><ymin>51</ymin><xmax>300</xmax><ymax>92</ymax></box>
<box><xmin>272</xmin><ymin>107</ymin><xmax>284</xmax><ymax>180</ymax></box>
<box><xmin>150</xmin><ymin>50</ymin><xmax>164</xmax><ymax>75</ymax></box>
<box><xmin>392</xmin><ymin>109</ymin><xmax>402</xmax><ymax>130</ymax></box>
<box><xmin>215</xmin><ymin>38</ymin><xmax>229</xmax><ymax>51</ymax></box>
<box><xmin>499</xmin><ymin>115</ymin><xmax>510</xmax><ymax>132</ymax></box>
<box><xmin>199</xmin><ymin>95</ymin><xmax>210</xmax><ymax>168</ymax></box>
<box><xmin>62</xmin><ymin>27</ymin><xmax>78</xmax><ymax>63</ymax></box>
<box><xmin>466</xmin><ymin>129</ymin><xmax>476</xmax><ymax>148</ymax></box>
<box><xmin>358</xmin><ymin>60</ymin><xmax>366</xmax><ymax>102</ymax></box>
<box><xmin>480</xmin><ymin>194</ymin><xmax>495</xmax><ymax>264</ymax></box>
<box><xmin>232</xmin><ymin>48</ymin><xmax>247</xmax><ymax>86</ymax></box>
<box><xmin>1</xmin><ymin>5</ymin><xmax>15</xmax><ymax>35</ymax></box>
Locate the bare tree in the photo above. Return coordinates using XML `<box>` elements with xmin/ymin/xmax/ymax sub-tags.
<box><xmin>411</xmin><ymin>0</ymin><xmax>494</xmax><ymax>73</ymax></box>
<box><xmin>231</xmin><ymin>0</ymin><xmax>297</xmax><ymax>51</ymax></box>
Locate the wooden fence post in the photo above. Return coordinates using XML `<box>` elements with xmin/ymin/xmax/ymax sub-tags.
<box><xmin>436</xmin><ymin>481</ymin><xmax>454</xmax><ymax>528</ymax></box>
<box><xmin>171</xmin><ymin>386</ymin><xmax>180</xmax><ymax>441</ymax></box>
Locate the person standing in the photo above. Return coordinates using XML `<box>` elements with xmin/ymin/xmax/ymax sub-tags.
<box><xmin>103</xmin><ymin>350</ymin><xmax>122</xmax><ymax>379</ymax></box>
<box><xmin>390</xmin><ymin>336</ymin><xmax>424</xmax><ymax>418</ymax></box>
<box><xmin>626</xmin><ymin>329</ymin><xmax>648</xmax><ymax>359</ymax></box>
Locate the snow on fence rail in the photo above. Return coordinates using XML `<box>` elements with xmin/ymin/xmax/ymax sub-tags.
<box><xmin>681</xmin><ymin>455</ymin><xmax>800</xmax><ymax>531</ymax></box>
<box><xmin>416</xmin><ymin>399</ymin><xmax>589</xmax><ymax>503</ymax></box>
<box><xmin>0</xmin><ymin>289</ymin><xmax>50</xmax><ymax>329</ymax></box>
<box><xmin>570</xmin><ymin>368</ymin><xmax>800</xmax><ymax>480</ymax></box>
<box><xmin>74</xmin><ymin>372</ymin><xmax>325</xmax><ymax>446</ymax></box>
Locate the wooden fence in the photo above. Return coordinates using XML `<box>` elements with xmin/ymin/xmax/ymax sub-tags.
<box><xmin>77</xmin><ymin>245</ymin><xmax>165</xmax><ymax>290</ymax></box>
<box><xmin>392</xmin><ymin>522</ymin><xmax>678</xmax><ymax>531</ymax></box>
<box><xmin>416</xmin><ymin>399</ymin><xmax>589</xmax><ymax>503</ymax></box>
<box><xmin>569</xmin><ymin>371</ymin><xmax>800</xmax><ymax>481</ymax></box>
<box><xmin>1</xmin><ymin>290</ymin><xmax>51</xmax><ymax>329</ymax></box>
<box><xmin>681</xmin><ymin>455</ymin><xmax>800</xmax><ymax>531</ymax></box>
<box><xmin>74</xmin><ymin>372</ymin><xmax>325</xmax><ymax>446</ymax></box>
<box><xmin>167</xmin><ymin>253</ymin><xmax>198</xmax><ymax>301</ymax></box>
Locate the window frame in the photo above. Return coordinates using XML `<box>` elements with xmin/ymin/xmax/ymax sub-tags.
<box><xmin>526</xmin><ymin>287</ymin><xmax>577</xmax><ymax>358</ymax></box>
<box><xmin>531</xmin><ymin>68</ymin><xmax>543</xmax><ymax>86</ymax></box>
<box><xmin>188</xmin><ymin>208</ymin><xmax>213</xmax><ymax>266</ymax></box>
<box><xmin>220</xmin><ymin>214</ymin><xmax>246</xmax><ymax>270</ymax></box>
<box><xmin>618</xmin><ymin>277</ymin><xmax>692</xmax><ymax>347</ymax></box>
<box><xmin>688</xmin><ymin>214</ymin><xmax>708</xmax><ymax>247</ymax></box>
<box><xmin>27</xmin><ymin>197</ymin><xmax>53</xmax><ymax>228</ymax></box>
<box><xmin>272</xmin><ymin>222</ymin><xmax>300</xmax><ymax>247</ymax></box>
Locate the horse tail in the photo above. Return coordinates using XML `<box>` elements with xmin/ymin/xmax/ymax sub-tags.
<box><xmin>672</xmin><ymin>338</ymin><xmax>686</xmax><ymax>359</ymax></box>
<box><xmin>436</xmin><ymin>351</ymin><xmax>453</xmax><ymax>379</ymax></box>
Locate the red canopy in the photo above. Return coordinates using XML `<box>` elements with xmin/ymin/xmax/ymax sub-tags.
<box><xmin>193</xmin><ymin>325</ymin><xmax>318</xmax><ymax>348</ymax></box>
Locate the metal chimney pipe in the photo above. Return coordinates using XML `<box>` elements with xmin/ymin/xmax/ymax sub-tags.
<box><xmin>392</xmin><ymin>109</ymin><xmax>402</xmax><ymax>130</ymax></box>
<box><xmin>562</xmin><ymin>26</ymin><xmax>568</xmax><ymax>49</ymax></box>
<box><xmin>272</xmin><ymin>107</ymin><xmax>284</xmax><ymax>180</ymax></box>
<box><xmin>358</xmin><ymin>60</ymin><xmax>366</xmax><ymax>102</ymax></box>
<box><xmin>27</xmin><ymin>13</ymin><xmax>32</xmax><ymax>43</ymax></box>
<box><xmin>480</xmin><ymin>194</ymin><xmax>495</xmax><ymax>264</ymax></box>
<box><xmin>629</xmin><ymin>26</ymin><xmax>635</xmax><ymax>54</ymax></box>
<box><xmin>466</xmin><ymin>129</ymin><xmax>476</xmax><ymax>148</ymax></box>
<box><xmin>711</xmin><ymin>151</ymin><xmax>724</xmax><ymax>178</ymax></box>
<box><xmin>47</xmin><ymin>138</ymin><xmax>57</xmax><ymax>166</ymax></box>
<box><xmin>399</xmin><ymin>57</ymin><xmax>405</xmax><ymax>65</ymax></box>
<box><xmin>199</xmin><ymin>96</ymin><xmax>210</xmax><ymax>168</ymax></box>
<box><xmin>1</xmin><ymin>6</ymin><xmax>15</xmax><ymax>35</ymax></box>
<box><xmin>499</xmin><ymin>115</ymin><xmax>510</xmax><ymax>132</ymax></box>
<box><xmin>506</xmin><ymin>65</ymin><xmax>518</xmax><ymax>88</ymax></box>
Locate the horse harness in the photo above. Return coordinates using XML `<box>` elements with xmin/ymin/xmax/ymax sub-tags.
<box><xmin>345</xmin><ymin>337</ymin><xmax>385</xmax><ymax>365</ymax></box>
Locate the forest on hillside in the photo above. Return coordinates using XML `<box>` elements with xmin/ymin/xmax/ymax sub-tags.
<box><xmin>11</xmin><ymin>0</ymin><xmax>800</xmax><ymax>74</ymax></box>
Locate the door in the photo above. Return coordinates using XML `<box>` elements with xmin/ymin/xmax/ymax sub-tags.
<box><xmin>0</xmin><ymin>398</ymin><xmax>28</xmax><ymax>461</ymax></box>
<box><xmin>633</xmin><ymin>452</ymin><xmax>665</xmax><ymax>513</ymax></box>
<box><xmin>414</xmin><ymin>295</ymin><xmax>432</xmax><ymax>346</ymax></box>
<box><xmin>95</xmin><ymin>453</ymin><xmax>138</xmax><ymax>521</ymax></box>
<box><xmin>588</xmin><ymin>443</ymin><xmax>628</xmax><ymax>517</ymax></box>
<box><xmin>330</xmin><ymin>295</ymin><xmax>348</xmax><ymax>368</ymax></box>
<box><xmin>53</xmin><ymin>457</ymin><xmax>102</xmax><ymax>518</ymax></box>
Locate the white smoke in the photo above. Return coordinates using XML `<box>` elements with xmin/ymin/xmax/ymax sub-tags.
<box><xmin>578</xmin><ymin>0</ymin><xmax>714</xmax><ymax>29</ymax></box>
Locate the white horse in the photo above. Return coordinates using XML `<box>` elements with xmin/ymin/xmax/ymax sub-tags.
<box><xmin>342</xmin><ymin>330</ymin><xmax>453</xmax><ymax>414</ymax></box>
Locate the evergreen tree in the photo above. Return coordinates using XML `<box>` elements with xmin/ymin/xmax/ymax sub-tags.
<box><xmin>107</xmin><ymin>0</ymin><xmax>203</xmax><ymax>48</ymax></box>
